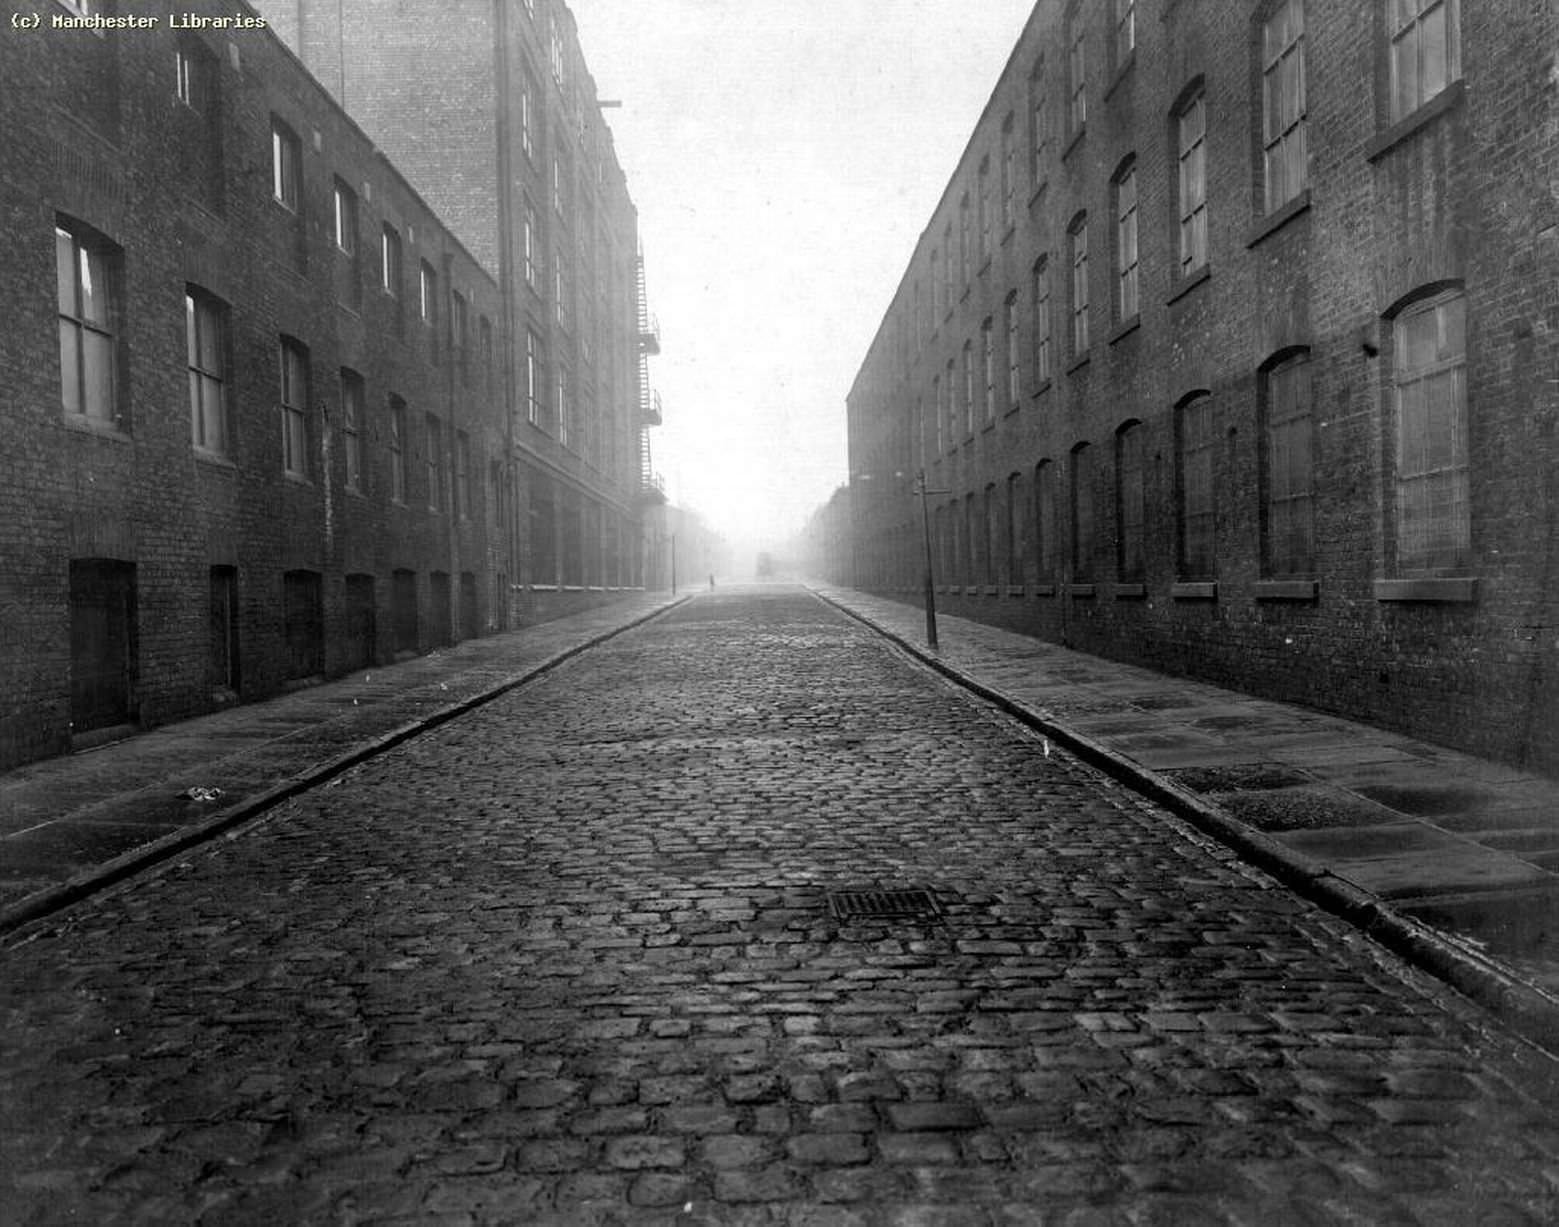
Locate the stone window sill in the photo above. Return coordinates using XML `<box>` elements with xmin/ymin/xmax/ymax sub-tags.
<box><xmin>1115</xmin><ymin>582</ymin><xmax>1146</xmax><ymax>599</ymax></box>
<box><xmin>1365</xmin><ymin>80</ymin><xmax>1465</xmax><ymax>162</ymax></box>
<box><xmin>1374</xmin><ymin>577</ymin><xmax>1477</xmax><ymax>603</ymax></box>
<box><xmin>1166</xmin><ymin>264</ymin><xmax>1211</xmax><ymax>305</ymax></box>
<box><xmin>1066</xmin><ymin>351</ymin><xmax>1091</xmax><ymax>375</ymax></box>
<box><xmin>1070</xmin><ymin>583</ymin><xmax>1096</xmax><ymax>599</ymax></box>
<box><xmin>1108</xmin><ymin>315</ymin><xmax>1141</xmax><ymax>345</ymax></box>
<box><xmin>1031</xmin><ymin>378</ymin><xmax>1054</xmax><ymax>399</ymax></box>
<box><xmin>1246</xmin><ymin>191</ymin><xmax>1311</xmax><ymax>248</ymax></box>
<box><xmin>1033</xmin><ymin>582</ymin><xmax>1057</xmax><ymax>597</ymax></box>
<box><xmin>1255</xmin><ymin>579</ymin><xmax>1317</xmax><ymax>601</ymax></box>
<box><xmin>1063</xmin><ymin>126</ymin><xmax>1086</xmax><ymax>161</ymax></box>
<box><xmin>1172</xmin><ymin>581</ymin><xmax>1218</xmax><ymax>600</ymax></box>
<box><xmin>63</xmin><ymin>414</ymin><xmax>132</xmax><ymax>443</ymax></box>
<box><xmin>1104</xmin><ymin>54</ymin><xmax>1135</xmax><ymax>102</ymax></box>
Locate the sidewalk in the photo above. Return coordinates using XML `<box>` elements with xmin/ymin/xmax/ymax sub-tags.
<box><xmin>815</xmin><ymin>587</ymin><xmax>1559</xmax><ymax>1041</ymax></box>
<box><xmin>0</xmin><ymin>591</ymin><xmax>687</xmax><ymax>935</ymax></box>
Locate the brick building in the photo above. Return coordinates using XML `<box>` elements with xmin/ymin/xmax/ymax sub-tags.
<box><xmin>831</xmin><ymin>0</ymin><xmax>1559</xmax><ymax>774</ymax></box>
<box><xmin>253</xmin><ymin>0</ymin><xmax>667</xmax><ymax>619</ymax></box>
<box><xmin>0</xmin><ymin>0</ymin><xmax>663</xmax><ymax>771</ymax></box>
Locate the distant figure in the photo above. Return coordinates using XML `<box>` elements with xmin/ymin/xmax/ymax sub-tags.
<box><xmin>708</xmin><ymin>574</ymin><xmax>715</xmax><ymax>590</ymax></box>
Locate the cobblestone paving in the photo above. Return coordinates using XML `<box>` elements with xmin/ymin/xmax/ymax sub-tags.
<box><xmin>4</xmin><ymin>588</ymin><xmax>1559</xmax><ymax>1224</ymax></box>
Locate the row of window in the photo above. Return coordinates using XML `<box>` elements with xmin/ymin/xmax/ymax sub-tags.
<box><xmin>901</xmin><ymin>288</ymin><xmax>1468</xmax><ymax>584</ymax></box>
<box><xmin>904</xmin><ymin>0</ymin><xmax>1459</xmax><ymax>365</ymax></box>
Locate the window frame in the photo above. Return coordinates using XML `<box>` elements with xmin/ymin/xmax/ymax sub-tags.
<box><xmin>388</xmin><ymin>396</ymin><xmax>408</xmax><ymax>503</ymax></box>
<box><xmin>1176</xmin><ymin>90</ymin><xmax>1209</xmax><ymax>276</ymax></box>
<box><xmin>1032</xmin><ymin>257</ymin><xmax>1053</xmax><ymax>386</ymax></box>
<box><xmin>56</xmin><ymin>220</ymin><xmax>119</xmax><ymax>425</ymax></box>
<box><xmin>1262</xmin><ymin>0</ymin><xmax>1308</xmax><ymax>214</ymax></box>
<box><xmin>1069</xmin><ymin>215</ymin><xmax>1090</xmax><ymax>356</ymax></box>
<box><xmin>1175</xmin><ymin>392</ymin><xmax>1217</xmax><ymax>580</ymax></box>
<box><xmin>186</xmin><ymin>287</ymin><xmax>228</xmax><ymax>455</ymax></box>
<box><xmin>1116</xmin><ymin>420</ymin><xmax>1146</xmax><ymax>582</ymax></box>
<box><xmin>279</xmin><ymin>337</ymin><xmax>310</xmax><ymax>480</ymax></box>
<box><xmin>1388</xmin><ymin>0</ymin><xmax>1460</xmax><ymax>123</ymax></box>
<box><xmin>425</xmin><ymin>412</ymin><xmax>445</xmax><ymax>512</ymax></box>
<box><xmin>1260</xmin><ymin>350</ymin><xmax>1316</xmax><ymax>577</ymax></box>
<box><xmin>271</xmin><ymin>117</ymin><xmax>301</xmax><ymax>212</ymax></box>
<box><xmin>340</xmin><ymin>368</ymin><xmax>365</xmax><ymax>493</ymax></box>
<box><xmin>381</xmin><ymin>224</ymin><xmax>402</xmax><ymax>298</ymax></box>
<box><xmin>1114</xmin><ymin>160</ymin><xmax>1139</xmax><ymax>323</ymax></box>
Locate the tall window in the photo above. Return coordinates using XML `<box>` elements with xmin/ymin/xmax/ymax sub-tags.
<box><xmin>1116</xmin><ymin>421</ymin><xmax>1146</xmax><ymax>581</ymax></box>
<box><xmin>271</xmin><ymin>118</ymin><xmax>300</xmax><ymax>211</ymax></box>
<box><xmin>1006</xmin><ymin>472</ymin><xmax>1022</xmax><ymax>584</ymax></box>
<box><xmin>426</xmin><ymin>413</ymin><xmax>445</xmax><ymax>511</ymax></box>
<box><xmin>1069</xmin><ymin>217</ymin><xmax>1089</xmax><ymax>354</ymax></box>
<box><xmin>175</xmin><ymin>40</ymin><xmax>211</xmax><ymax>110</ymax></box>
<box><xmin>455</xmin><ymin>430</ymin><xmax>471</xmax><ymax>519</ymax></box>
<box><xmin>944</xmin><ymin>359</ymin><xmax>956</xmax><ymax>446</ymax></box>
<box><xmin>1071</xmin><ymin>443</ymin><xmax>1094</xmax><ymax>581</ymax></box>
<box><xmin>1115</xmin><ymin>163</ymin><xmax>1139</xmax><ymax>321</ymax></box>
<box><xmin>1177</xmin><ymin>393</ymin><xmax>1216</xmax><ymax>578</ymax></box>
<box><xmin>389</xmin><ymin>396</ymin><xmax>407</xmax><ymax>502</ymax></box>
<box><xmin>1005</xmin><ymin>291</ymin><xmax>1021</xmax><ymax>410</ymax></box>
<box><xmin>1115</xmin><ymin>0</ymin><xmax>1136</xmax><ymax>67</ymax></box>
<box><xmin>1030</xmin><ymin>56</ymin><xmax>1049</xmax><ymax>186</ymax></box>
<box><xmin>978</xmin><ymin>159</ymin><xmax>991</xmax><ymax>262</ymax></box>
<box><xmin>381</xmin><ymin>224</ymin><xmax>402</xmax><ymax>298</ymax></box>
<box><xmin>557</xmin><ymin>365</ymin><xmax>571</xmax><ymax>447</ymax></box>
<box><xmin>1263</xmin><ymin>353</ymin><xmax>1314</xmax><ymax>576</ymax></box>
<box><xmin>1033</xmin><ymin>258</ymin><xmax>1052</xmax><ymax>384</ymax></box>
<box><xmin>982</xmin><ymin>484</ymin><xmax>998</xmax><ymax>584</ymax></box>
<box><xmin>942</xmin><ymin>226</ymin><xmax>953</xmax><ymax>312</ymax></box>
<box><xmin>520</xmin><ymin>71</ymin><xmax>534</xmax><ymax>158</ymax></box>
<box><xmin>1263</xmin><ymin>0</ymin><xmax>1307</xmax><ymax>212</ymax></box>
<box><xmin>1000</xmin><ymin>116</ymin><xmax>1016</xmax><ymax>231</ymax></box>
<box><xmin>932</xmin><ymin>375</ymin><xmax>943</xmax><ymax>455</ymax></box>
<box><xmin>962</xmin><ymin>341</ymin><xmax>975</xmax><ymax>436</ymax></box>
<box><xmin>981</xmin><ymin>318</ymin><xmax>996</xmax><ymax>424</ymax></box>
<box><xmin>340</xmin><ymin>369</ymin><xmax>364</xmax><ymax>492</ymax></box>
<box><xmin>186</xmin><ymin>289</ymin><xmax>226</xmax><ymax>454</ymax></box>
<box><xmin>523</xmin><ymin>198</ymin><xmax>537</xmax><ymax>286</ymax></box>
<box><xmin>526</xmin><ymin>329</ymin><xmax>542</xmax><ymax>425</ymax></box>
<box><xmin>959</xmin><ymin>195</ymin><xmax>971</xmax><ymax>285</ymax></box>
<box><xmin>1067</xmin><ymin>13</ymin><xmax>1087</xmax><ymax>135</ymax></box>
<box><xmin>1393</xmin><ymin>290</ymin><xmax>1468</xmax><ymax>572</ymax></box>
<box><xmin>930</xmin><ymin>250</ymin><xmax>940</xmax><ymax>322</ymax></box>
<box><xmin>452</xmin><ymin>291</ymin><xmax>469</xmax><ymax>372</ymax></box>
<box><xmin>420</xmin><ymin>261</ymin><xmax>437</xmax><ymax>326</ymax></box>
<box><xmin>1389</xmin><ymin>0</ymin><xmax>1459</xmax><ymax>121</ymax></box>
<box><xmin>56</xmin><ymin>222</ymin><xmax>117</xmax><ymax>422</ymax></box>
<box><xmin>279</xmin><ymin>339</ymin><xmax>309</xmax><ymax>479</ymax></box>
<box><xmin>333</xmin><ymin>180</ymin><xmax>357</xmax><ymax>255</ymax></box>
<box><xmin>1178</xmin><ymin>92</ymin><xmax>1208</xmax><ymax>274</ymax></box>
<box><xmin>554</xmin><ymin>247</ymin><xmax>568</xmax><ymax>327</ymax></box>
<box><xmin>1034</xmin><ymin>459</ymin><xmax>1057</xmax><ymax>580</ymax></box>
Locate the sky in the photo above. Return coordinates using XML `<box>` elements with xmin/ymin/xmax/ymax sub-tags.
<box><xmin>568</xmin><ymin>0</ymin><xmax>1037</xmax><ymax>556</ymax></box>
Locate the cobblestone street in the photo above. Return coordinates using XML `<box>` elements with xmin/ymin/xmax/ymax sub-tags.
<box><xmin>4</xmin><ymin>588</ymin><xmax>1559</xmax><ymax>1224</ymax></box>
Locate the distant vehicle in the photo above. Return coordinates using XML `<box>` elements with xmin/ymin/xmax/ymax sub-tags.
<box><xmin>755</xmin><ymin>551</ymin><xmax>773</xmax><ymax>578</ymax></box>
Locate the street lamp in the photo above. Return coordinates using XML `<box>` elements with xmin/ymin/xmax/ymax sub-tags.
<box><xmin>914</xmin><ymin>470</ymin><xmax>950</xmax><ymax>650</ymax></box>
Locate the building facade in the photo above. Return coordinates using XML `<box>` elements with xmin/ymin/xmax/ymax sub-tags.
<box><xmin>255</xmin><ymin>0</ymin><xmax>667</xmax><ymax>624</ymax></box>
<box><xmin>834</xmin><ymin>0</ymin><xmax>1559</xmax><ymax>774</ymax></box>
<box><xmin>0</xmin><ymin>0</ymin><xmax>663</xmax><ymax>771</ymax></box>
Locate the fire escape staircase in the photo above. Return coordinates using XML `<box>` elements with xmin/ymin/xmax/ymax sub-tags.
<box><xmin>635</xmin><ymin>245</ymin><xmax>666</xmax><ymax>503</ymax></box>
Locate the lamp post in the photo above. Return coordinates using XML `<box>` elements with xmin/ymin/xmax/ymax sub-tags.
<box><xmin>914</xmin><ymin>469</ymin><xmax>950</xmax><ymax>650</ymax></box>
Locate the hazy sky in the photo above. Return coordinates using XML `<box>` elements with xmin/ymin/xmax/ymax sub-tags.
<box><xmin>569</xmin><ymin>0</ymin><xmax>1036</xmax><ymax>550</ymax></box>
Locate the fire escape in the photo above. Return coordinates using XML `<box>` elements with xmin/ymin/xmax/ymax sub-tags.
<box><xmin>635</xmin><ymin>244</ymin><xmax>666</xmax><ymax>503</ymax></box>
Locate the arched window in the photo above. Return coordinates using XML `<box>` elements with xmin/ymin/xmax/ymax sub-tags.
<box><xmin>1116</xmin><ymin>420</ymin><xmax>1146</xmax><ymax>581</ymax></box>
<box><xmin>1175</xmin><ymin>392</ymin><xmax>1216</xmax><ymax>579</ymax></box>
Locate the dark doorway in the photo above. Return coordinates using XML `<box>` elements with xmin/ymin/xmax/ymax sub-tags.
<box><xmin>69</xmin><ymin>559</ymin><xmax>137</xmax><ymax>735</ymax></box>
<box><xmin>392</xmin><ymin>568</ymin><xmax>418</xmax><ymax>656</ymax></box>
<box><xmin>430</xmin><ymin>571</ymin><xmax>452</xmax><ymax>646</ymax></box>
<box><xmin>282</xmin><ymin>569</ymin><xmax>323</xmax><ymax>680</ymax></box>
<box><xmin>344</xmin><ymin>573</ymin><xmax>376</xmax><ymax>671</ymax></box>
<box><xmin>209</xmin><ymin>565</ymin><xmax>239</xmax><ymax>697</ymax></box>
<box><xmin>460</xmin><ymin>571</ymin><xmax>479</xmax><ymax>641</ymax></box>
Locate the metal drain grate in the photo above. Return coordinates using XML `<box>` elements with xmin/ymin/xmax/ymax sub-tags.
<box><xmin>828</xmin><ymin>888</ymin><xmax>941</xmax><ymax>922</ymax></box>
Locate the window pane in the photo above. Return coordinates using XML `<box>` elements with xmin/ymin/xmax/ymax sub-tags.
<box><xmin>1420</xmin><ymin>4</ymin><xmax>1448</xmax><ymax>100</ymax></box>
<box><xmin>56</xmin><ymin>229</ymin><xmax>76</xmax><ymax>315</ymax></box>
<box><xmin>79</xmin><ymin>245</ymin><xmax>109</xmax><ymax>326</ymax></box>
<box><xmin>83</xmin><ymin>330</ymin><xmax>113</xmax><ymax>418</ymax></box>
<box><xmin>59</xmin><ymin>324</ymin><xmax>81</xmax><ymax>415</ymax></box>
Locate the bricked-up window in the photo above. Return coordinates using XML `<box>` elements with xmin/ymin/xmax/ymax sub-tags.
<box><xmin>388</xmin><ymin>396</ymin><xmax>408</xmax><ymax>502</ymax></box>
<box><xmin>271</xmin><ymin>118</ymin><xmax>300</xmax><ymax>211</ymax></box>
<box><xmin>1389</xmin><ymin>0</ymin><xmax>1460</xmax><ymax>122</ymax></box>
<box><xmin>1000</xmin><ymin>115</ymin><xmax>1016</xmax><ymax>231</ymax></box>
<box><xmin>1262</xmin><ymin>352</ymin><xmax>1315</xmax><ymax>576</ymax></box>
<box><xmin>279</xmin><ymin>339</ymin><xmax>309</xmax><ymax>479</ymax></box>
<box><xmin>1176</xmin><ymin>393</ymin><xmax>1216</xmax><ymax>579</ymax></box>
<box><xmin>1116</xmin><ymin>420</ymin><xmax>1146</xmax><ymax>582</ymax></box>
<box><xmin>1392</xmin><ymin>289</ymin><xmax>1468</xmax><ymax>572</ymax></box>
<box><xmin>526</xmin><ymin>329</ymin><xmax>543</xmax><ymax>426</ymax></box>
<box><xmin>425</xmin><ymin>413</ymin><xmax>445</xmax><ymax>512</ymax></box>
<box><xmin>1067</xmin><ymin>12</ymin><xmax>1087</xmax><ymax>137</ymax></box>
<box><xmin>961</xmin><ymin>341</ymin><xmax>975</xmax><ymax>436</ymax></box>
<box><xmin>1263</xmin><ymin>0</ymin><xmax>1307</xmax><ymax>213</ymax></box>
<box><xmin>1032</xmin><ymin>257</ymin><xmax>1053</xmax><ymax>385</ymax></box>
<box><xmin>186</xmin><ymin>289</ymin><xmax>227</xmax><ymax>454</ymax></box>
<box><xmin>340</xmin><ymin>369</ymin><xmax>364</xmax><ymax>492</ymax></box>
<box><xmin>56</xmin><ymin>222</ymin><xmax>118</xmax><ymax>424</ymax></box>
<box><xmin>455</xmin><ymin>430</ymin><xmax>471</xmax><ymax>519</ymax></box>
<box><xmin>1030</xmin><ymin>55</ymin><xmax>1049</xmax><ymax>187</ymax></box>
<box><xmin>1177</xmin><ymin>91</ymin><xmax>1208</xmax><ymax>275</ymax></box>
<box><xmin>1069</xmin><ymin>216</ymin><xmax>1090</xmax><ymax>355</ymax></box>
<box><xmin>1071</xmin><ymin>442</ymin><xmax>1094</xmax><ymax>582</ymax></box>
<box><xmin>209</xmin><ymin>565</ymin><xmax>239</xmax><ymax>695</ymax></box>
<box><xmin>1034</xmin><ymin>459</ymin><xmax>1057</xmax><ymax>580</ymax></box>
<box><xmin>981</xmin><ymin>318</ymin><xmax>997</xmax><ymax>424</ymax></box>
<box><xmin>1005</xmin><ymin>291</ymin><xmax>1021</xmax><ymax>410</ymax></box>
<box><xmin>1114</xmin><ymin>0</ymin><xmax>1136</xmax><ymax>69</ymax></box>
<box><xmin>1114</xmin><ymin>162</ymin><xmax>1139</xmax><ymax>321</ymax></box>
<box><xmin>381</xmin><ymin>224</ymin><xmax>402</xmax><ymax>297</ymax></box>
